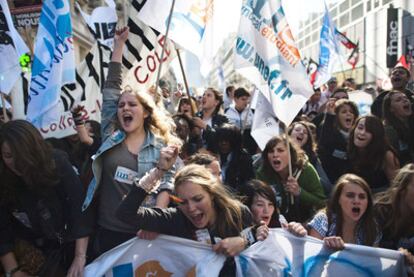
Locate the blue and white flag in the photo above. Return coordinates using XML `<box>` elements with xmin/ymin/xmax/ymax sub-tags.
<box><xmin>234</xmin><ymin>0</ymin><xmax>314</xmax><ymax>126</ymax></box>
<box><xmin>27</xmin><ymin>0</ymin><xmax>75</xmax><ymax>128</ymax></box>
<box><xmin>85</xmin><ymin>235</ymin><xmax>225</xmax><ymax>277</ymax></box>
<box><xmin>236</xmin><ymin>229</ymin><xmax>407</xmax><ymax>277</ymax></box>
<box><xmin>84</xmin><ymin>230</ymin><xmax>407</xmax><ymax>277</ymax></box>
<box><xmin>314</xmin><ymin>5</ymin><xmax>342</xmax><ymax>88</ymax></box>
<box><xmin>0</xmin><ymin>0</ymin><xmax>29</xmax><ymax>94</ymax></box>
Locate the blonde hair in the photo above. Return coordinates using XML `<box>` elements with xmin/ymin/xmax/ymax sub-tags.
<box><xmin>174</xmin><ymin>164</ymin><xmax>244</xmax><ymax>237</ymax></box>
<box><xmin>117</xmin><ymin>89</ymin><xmax>180</xmax><ymax>145</ymax></box>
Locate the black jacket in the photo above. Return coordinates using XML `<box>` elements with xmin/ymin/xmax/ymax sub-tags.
<box><xmin>0</xmin><ymin>150</ymin><xmax>90</xmax><ymax>256</ymax></box>
<box><xmin>196</xmin><ymin>112</ymin><xmax>229</xmax><ymax>152</ymax></box>
<box><xmin>318</xmin><ymin>114</ymin><xmax>350</xmax><ymax>183</ymax></box>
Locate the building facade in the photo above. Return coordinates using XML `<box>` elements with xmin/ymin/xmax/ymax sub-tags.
<box><xmin>298</xmin><ymin>0</ymin><xmax>414</xmax><ymax>87</ymax></box>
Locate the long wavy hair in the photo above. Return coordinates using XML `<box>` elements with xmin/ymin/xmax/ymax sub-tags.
<box><xmin>174</xmin><ymin>164</ymin><xmax>244</xmax><ymax>238</ymax></box>
<box><xmin>0</xmin><ymin>120</ymin><xmax>58</xmax><ymax>202</ymax></box>
<box><xmin>261</xmin><ymin>135</ymin><xmax>307</xmax><ymax>182</ymax></box>
<box><xmin>177</xmin><ymin>96</ymin><xmax>198</xmax><ymax>117</ymax></box>
<box><xmin>375</xmin><ymin>163</ymin><xmax>414</xmax><ymax>238</ymax></box>
<box><xmin>327</xmin><ymin>174</ymin><xmax>378</xmax><ymax>246</ymax></box>
<box><xmin>382</xmin><ymin>91</ymin><xmax>414</xmax><ymax>145</ymax></box>
<box><xmin>334</xmin><ymin>99</ymin><xmax>359</xmax><ymax>130</ymax></box>
<box><xmin>288</xmin><ymin>121</ymin><xmax>318</xmax><ymax>163</ymax></box>
<box><xmin>242</xmin><ymin>179</ymin><xmax>281</xmax><ymax>228</ymax></box>
<box><xmin>114</xmin><ymin>89</ymin><xmax>180</xmax><ymax>145</ymax></box>
<box><xmin>348</xmin><ymin>115</ymin><xmax>397</xmax><ymax>171</ymax></box>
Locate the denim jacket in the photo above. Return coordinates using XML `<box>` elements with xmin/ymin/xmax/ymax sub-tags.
<box><xmin>82</xmin><ymin>62</ymin><xmax>174</xmax><ymax>211</ymax></box>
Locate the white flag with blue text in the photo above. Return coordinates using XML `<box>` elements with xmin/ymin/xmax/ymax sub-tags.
<box><xmin>313</xmin><ymin>5</ymin><xmax>342</xmax><ymax>88</ymax></box>
<box><xmin>0</xmin><ymin>0</ymin><xmax>29</xmax><ymax>94</ymax></box>
<box><xmin>85</xmin><ymin>235</ymin><xmax>225</xmax><ymax>277</ymax></box>
<box><xmin>234</xmin><ymin>0</ymin><xmax>314</xmax><ymax>126</ymax></box>
<box><xmin>27</xmin><ymin>0</ymin><xmax>75</xmax><ymax>128</ymax></box>
<box><xmin>236</xmin><ymin>229</ymin><xmax>407</xmax><ymax>277</ymax></box>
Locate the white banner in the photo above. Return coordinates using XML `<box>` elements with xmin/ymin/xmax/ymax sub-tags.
<box><xmin>85</xmin><ymin>235</ymin><xmax>226</xmax><ymax>277</ymax></box>
<box><xmin>121</xmin><ymin>0</ymin><xmax>177</xmax><ymax>93</ymax></box>
<box><xmin>75</xmin><ymin>0</ymin><xmax>117</xmax><ymax>48</ymax></box>
<box><xmin>236</xmin><ymin>229</ymin><xmax>407</xmax><ymax>277</ymax></box>
<box><xmin>85</xmin><ymin>230</ymin><xmax>407</xmax><ymax>277</ymax></box>
<box><xmin>137</xmin><ymin>0</ymin><xmax>241</xmax><ymax>77</ymax></box>
<box><xmin>27</xmin><ymin>0</ymin><xmax>76</xmax><ymax>128</ymax></box>
<box><xmin>251</xmin><ymin>92</ymin><xmax>280</xmax><ymax>150</ymax></box>
<box><xmin>39</xmin><ymin>43</ymin><xmax>111</xmax><ymax>138</ymax></box>
<box><xmin>0</xmin><ymin>0</ymin><xmax>29</xmax><ymax>94</ymax></box>
<box><xmin>234</xmin><ymin>0</ymin><xmax>313</xmax><ymax>126</ymax></box>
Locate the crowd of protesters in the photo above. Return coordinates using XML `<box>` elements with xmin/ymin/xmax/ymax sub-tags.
<box><xmin>0</xmin><ymin>27</ymin><xmax>414</xmax><ymax>276</ymax></box>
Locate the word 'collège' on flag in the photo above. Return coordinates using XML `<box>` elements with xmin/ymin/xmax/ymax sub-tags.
<box><xmin>234</xmin><ymin>0</ymin><xmax>314</xmax><ymax>126</ymax></box>
<box><xmin>136</xmin><ymin>0</ymin><xmax>241</xmax><ymax>77</ymax></box>
<box><xmin>122</xmin><ymin>0</ymin><xmax>177</xmax><ymax>93</ymax></box>
<box><xmin>27</xmin><ymin>0</ymin><xmax>76</xmax><ymax>129</ymax></box>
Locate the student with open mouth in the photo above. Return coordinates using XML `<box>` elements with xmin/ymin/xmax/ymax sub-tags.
<box><xmin>348</xmin><ymin>115</ymin><xmax>400</xmax><ymax>193</ymax></box>
<box><xmin>116</xmin><ymin>164</ymin><xmax>269</xmax><ymax>276</ymax></box>
<box><xmin>288</xmin><ymin>121</ymin><xmax>332</xmax><ymax>195</ymax></box>
<box><xmin>308</xmin><ymin>174</ymin><xmax>381</xmax><ymax>250</ymax></box>
<box><xmin>383</xmin><ymin>91</ymin><xmax>414</xmax><ymax>166</ymax></box>
<box><xmin>256</xmin><ymin>135</ymin><xmax>325</xmax><ymax>223</ymax></box>
<box><xmin>242</xmin><ymin>179</ymin><xmax>307</xmax><ymax>237</ymax></box>
<box><xmin>80</xmin><ymin>27</ymin><xmax>181</xmax><ymax>260</ymax></box>
<box><xmin>318</xmin><ymin>98</ymin><xmax>359</xmax><ymax>184</ymax></box>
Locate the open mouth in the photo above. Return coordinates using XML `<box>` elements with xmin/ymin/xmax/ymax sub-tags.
<box><xmin>352</xmin><ymin>207</ymin><xmax>360</xmax><ymax>216</ymax></box>
<box><xmin>122</xmin><ymin>114</ymin><xmax>133</xmax><ymax>125</ymax></box>
<box><xmin>190</xmin><ymin>213</ymin><xmax>204</xmax><ymax>226</ymax></box>
<box><xmin>261</xmin><ymin>216</ymin><xmax>270</xmax><ymax>223</ymax></box>
<box><xmin>345</xmin><ymin>118</ymin><xmax>353</xmax><ymax>124</ymax></box>
<box><xmin>296</xmin><ymin>135</ymin><xmax>304</xmax><ymax>143</ymax></box>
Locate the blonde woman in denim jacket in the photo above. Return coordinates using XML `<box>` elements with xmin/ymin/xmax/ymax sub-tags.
<box><xmin>81</xmin><ymin>27</ymin><xmax>180</xmax><ymax>260</ymax></box>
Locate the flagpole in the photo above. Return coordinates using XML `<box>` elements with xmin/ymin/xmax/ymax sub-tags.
<box><xmin>175</xmin><ymin>44</ymin><xmax>191</xmax><ymax>96</ymax></box>
<box><xmin>284</xmin><ymin>126</ymin><xmax>294</xmax><ymax>205</ymax></box>
<box><xmin>1</xmin><ymin>93</ymin><xmax>10</xmax><ymax>123</ymax></box>
<box><xmin>154</xmin><ymin>0</ymin><xmax>176</xmax><ymax>95</ymax></box>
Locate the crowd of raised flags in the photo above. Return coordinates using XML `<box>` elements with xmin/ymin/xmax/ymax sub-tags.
<box><xmin>0</xmin><ymin>0</ymin><xmax>414</xmax><ymax>276</ymax></box>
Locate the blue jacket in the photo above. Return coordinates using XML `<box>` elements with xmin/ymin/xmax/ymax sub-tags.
<box><xmin>82</xmin><ymin>62</ymin><xmax>174</xmax><ymax>211</ymax></box>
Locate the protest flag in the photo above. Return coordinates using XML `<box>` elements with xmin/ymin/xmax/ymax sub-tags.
<box><xmin>121</xmin><ymin>0</ymin><xmax>177</xmax><ymax>94</ymax></box>
<box><xmin>136</xmin><ymin>0</ymin><xmax>241</xmax><ymax>77</ymax></box>
<box><xmin>335</xmin><ymin>28</ymin><xmax>358</xmax><ymax>50</ymax></box>
<box><xmin>75</xmin><ymin>0</ymin><xmax>118</xmax><ymax>48</ymax></box>
<box><xmin>307</xmin><ymin>58</ymin><xmax>319</xmax><ymax>86</ymax></box>
<box><xmin>27</xmin><ymin>0</ymin><xmax>76</xmax><ymax>129</ymax></box>
<box><xmin>395</xmin><ymin>55</ymin><xmax>409</xmax><ymax>70</ymax></box>
<box><xmin>0</xmin><ymin>0</ymin><xmax>30</xmax><ymax>94</ymax></box>
<box><xmin>234</xmin><ymin>0</ymin><xmax>314</xmax><ymax>127</ymax></box>
<box><xmin>314</xmin><ymin>5</ymin><xmax>342</xmax><ymax>88</ymax></box>
<box><xmin>348</xmin><ymin>42</ymin><xmax>360</xmax><ymax>69</ymax></box>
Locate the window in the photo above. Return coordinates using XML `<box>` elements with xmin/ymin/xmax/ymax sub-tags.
<box><xmin>374</xmin><ymin>0</ymin><xmax>380</xmax><ymax>8</ymax></box>
<box><xmin>382</xmin><ymin>0</ymin><xmax>392</xmax><ymax>5</ymax></box>
<box><xmin>366</xmin><ymin>0</ymin><xmax>372</xmax><ymax>12</ymax></box>
<box><xmin>312</xmin><ymin>31</ymin><xmax>318</xmax><ymax>42</ymax></box>
<box><xmin>351</xmin><ymin>3</ymin><xmax>364</xmax><ymax>21</ymax></box>
<box><xmin>351</xmin><ymin>0</ymin><xmax>361</xmax><ymax>6</ymax></box>
<box><xmin>340</xmin><ymin>13</ymin><xmax>349</xmax><ymax>27</ymax></box>
<box><xmin>340</xmin><ymin>0</ymin><xmax>349</xmax><ymax>12</ymax></box>
<box><xmin>331</xmin><ymin>7</ymin><xmax>337</xmax><ymax>17</ymax></box>
<box><xmin>305</xmin><ymin>35</ymin><xmax>311</xmax><ymax>46</ymax></box>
